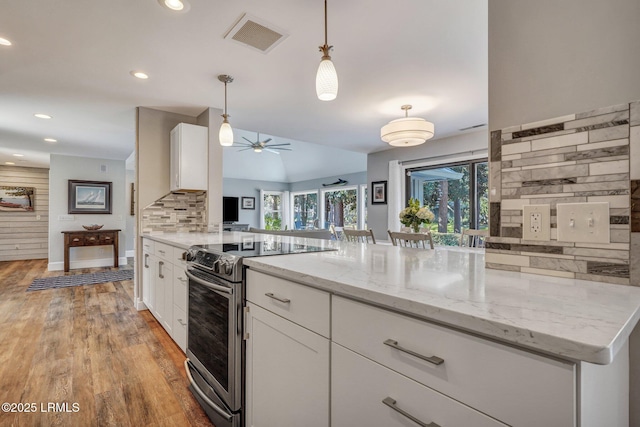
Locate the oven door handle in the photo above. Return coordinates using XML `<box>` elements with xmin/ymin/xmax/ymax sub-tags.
<box><xmin>184</xmin><ymin>359</ymin><xmax>233</xmax><ymax>422</ymax></box>
<box><xmin>186</xmin><ymin>270</ymin><xmax>233</xmax><ymax>295</ymax></box>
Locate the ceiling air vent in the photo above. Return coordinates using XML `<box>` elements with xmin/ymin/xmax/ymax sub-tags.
<box><xmin>459</xmin><ymin>123</ymin><xmax>487</xmax><ymax>131</ymax></box>
<box><xmin>224</xmin><ymin>14</ymin><xmax>288</xmax><ymax>54</ymax></box>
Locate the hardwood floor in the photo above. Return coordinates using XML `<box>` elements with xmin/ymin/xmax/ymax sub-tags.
<box><xmin>0</xmin><ymin>259</ymin><xmax>213</xmax><ymax>427</ymax></box>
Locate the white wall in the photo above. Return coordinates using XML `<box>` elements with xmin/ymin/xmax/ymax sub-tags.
<box><xmin>489</xmin><ymin>0</ymin><xmax>640</xmax><ymax>131</ymax></box>
<box><xmin>366</xmin><ymin>130</ymin><xmax>488</xmax><ymax>240</ymax></box>
<box><xmin>48</xmin><ymin>154</ymin><xmax>126</xmax><ymax>270</ymax></box>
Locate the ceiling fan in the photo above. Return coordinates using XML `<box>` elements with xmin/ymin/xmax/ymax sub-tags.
<box><xmin>236</xmin><ymin>133</ymin><xmax>292</xmax><ymax>154</ymax></box>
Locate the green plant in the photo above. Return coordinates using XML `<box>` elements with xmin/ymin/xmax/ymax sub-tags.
<box><xmin>264</xmin><ymin>214</ymin><xmax>282</xmax><ymax>230</ymax></box>
<box><xmin>399</xmin><ymin>198</ymin><xmax>435</xmax><ymax>232</ymax></box>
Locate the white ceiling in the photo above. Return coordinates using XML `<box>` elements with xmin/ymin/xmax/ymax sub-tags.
<box><xmin>0</xmin><ymin>0</ymin><xmax>487</xmax><ymax>170</ymax></box>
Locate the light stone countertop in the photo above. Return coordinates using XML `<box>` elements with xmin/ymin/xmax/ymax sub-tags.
<box><xmin>142</xmin><ymin>232</ymin><xmax>640</xmax><ymax>365</ymax></box>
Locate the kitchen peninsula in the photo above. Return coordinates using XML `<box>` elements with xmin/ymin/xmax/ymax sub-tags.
<box><xmin>142</xmin><ymin>232</ymin><xmax>640</xmax><ymax>427</ymax></box>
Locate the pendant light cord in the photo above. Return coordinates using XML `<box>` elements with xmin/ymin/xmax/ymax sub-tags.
<box><xmin>324</xmin><ymin>0</ymin><xmax>328</xmax><ymax>47</ymax></box>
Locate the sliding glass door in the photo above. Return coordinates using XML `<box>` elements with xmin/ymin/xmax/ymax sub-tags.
<box><xmin>406</xmin><ymin>159</ymin><xmax>488</xmax><ymax>245</ymax></box>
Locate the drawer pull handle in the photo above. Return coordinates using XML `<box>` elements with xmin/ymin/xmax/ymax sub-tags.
<box><xmin>382</xmin><ymin>397</ymin><xmax>440</xmax><ymax>427</ymax></box>
<box><xmin>383</xmin><ymin>339</ymin><xmax>444</xmax><ymax>366</ymax></box>
<box><xmin>73</xmin><ymin>238</ymin><xmax>80</xmax><ymax>242</ymax></box>
<box><xmin>144</xmin><ymin>254</ymin><xmax>149</xmax><ymax>268</ymax></box>
<box><xmin>265</xmin><ymin>292</ymin><xmax>290</xmax><ymax>304</ymax></box>
<box><xmin>177</xmin><ymin>318</ymin><xmax>187</xmax><ymax>327</ymax></box>
<box><xmin>158</xmin><ymin>250</ymin><xmax>166</xmax><ymax>254</ymax></box>
<box><xmin>158</xmin><ymin>261</ymin><xmax>164</xmax><ymax>279</ymax></box>
<box><xmin>89</xmin><ymin>237</ymin><xmax>96</xmax><ymax>241</ymax></box>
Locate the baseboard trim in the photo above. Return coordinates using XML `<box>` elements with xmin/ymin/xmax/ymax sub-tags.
<box><xmin>126</xmin><ymin>250</ymin><xmax>135</xmax><ymax>258</ymax></box>
<box><xmin>48</xmin><ymin>256</ymin><xmax>130</xmax><ymax>272</ymax></box>
<box><xmin>135</xmin><ymin>298</ymin><xmax>148</xmax><ymax>311</ymax></box>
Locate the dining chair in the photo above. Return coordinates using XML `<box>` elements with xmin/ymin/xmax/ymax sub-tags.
<box><xmin>343</xmin><ymin>229</ymin><xmax>376</xmax><ymax>244</ymax></box>
<box><xmin>387</xmin><ymin>230</ymin><xmax>434</xmax><ymax>249</ymax></box>
<box><xmin>460</xmin><ymin>228</ymin><xmax>489</xmax><ymax>248</ymax></box>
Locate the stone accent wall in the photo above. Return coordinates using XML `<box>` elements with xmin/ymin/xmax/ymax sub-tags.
<box><xmin>141</xmin><ymin>191</ymin><xmax>206</xmax><ymax>233</ymax></box>
<box><xmin>487</xmin><ymin>101</ymin><xmax>639</xmax><ymax>285</ymax></box>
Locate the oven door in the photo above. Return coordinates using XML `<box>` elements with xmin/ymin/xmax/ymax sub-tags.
<box><xmin>186</xmin><ymin>268</ymin><xmax>241</xmax><ymax>412</ymax></box>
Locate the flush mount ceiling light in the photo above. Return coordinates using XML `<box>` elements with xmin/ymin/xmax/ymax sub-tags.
<box><xmin>218</xmin><ymin>74</ymin><xmax>234</xmax><ymax>147</ymax></box>
<box><xmin>44</xmin><ymin>138</ymin><xmax>57</xmax><ymax>142</ymax></box>
<box><xmin>12</xmin><ymin>154</ymin><xmax>24</xmax><ymax>157</ymax></box>
<box><xmin>5</xmin><ymin>161</ymin><xmax>15</xmax><ymax>165</ymax></box>
<box><xmin>34</xmin><ymin>113</ymin><xmax>52</xmax><ymax>119</ymax></box>
<box><xmin>315</xmin><ymin>0</ymin><xmax>338</xmax><ymax>101</ymax></box>
<box><xmin>130</xmin><ymin>70</ymin><xmax>149</xmax><ymax>79</ymax></box>
<box><xmin>381</xmin><ymin>105</ymin><xmax>435</xmax><ymax>147</ymax></box>
<box><xmin>0</xmin><ymin>37</ymin><xmax>11</xmax><ymax>46</ymax></box>
<box><xmin>157</xmin><ymin>0</ymin><xmax>190</xmax><ymax>12</ymax></box>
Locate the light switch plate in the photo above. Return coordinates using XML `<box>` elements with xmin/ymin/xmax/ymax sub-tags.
<box><xmin>522</xmin><ymin>204</ymin><xmax>550</xmax><ymax>241</ymax></box>
<box><xmin>556</xmin><ymin>202</ymin><xmax>610</xmax><ymax>244</ymax></box>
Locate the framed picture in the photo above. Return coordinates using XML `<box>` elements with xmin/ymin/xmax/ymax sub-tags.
<box><xmin>242</xmin><ymin>236</ymin><xmax>255</xmax><ymax>251</ymax></box>
<box><xmin>0</xmin><ymin>186</ymin><xmax>35</xmax><ymax>212</ymax></box>
<box><xmin>241</xmin><ymin>196</ymin><xmax>255</xmax><ymax>210</ymax></box>
<box><xmin>68</xmin><ymin>180</ymin><xmax>112</xmax><ymax>214</ymax></box>
<box><xmin>371</xmin><ymin>181</ymin><xmax>387</xmax><ymax>205</ymax></box>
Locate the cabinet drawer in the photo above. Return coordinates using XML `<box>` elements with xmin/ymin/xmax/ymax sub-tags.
<box><xmin>142</xmin><ymin>238</ymin><xmax>154</xmax><ymax>253</ymax></box>
<box><xmin>83</xmin><ymin>233</ymin><xmax>101</xmax><ymax>245</ymax></box>
<box><xmin>173</xmin><ymin>266</ymin><xmax>187</xmax><ymax>312</ymax></box>
<box><xmin>100</xmin><ymin>233</ymin><xmax>115</xmax><ymax>244</ymax></box>
<box><xmin>246</xmin><ymin>270</ymin><xmax>330</xmax><ymax>338</ymax></box>
<box><xmin>67</xmin><ymin>233</ymin><xmax>85</xmax><ymax>246</ymax></box>
<box><xmin>332</xmin><ymin>296</ymin><xmax>576</xmax><ymax>427</ymax></box>
<box><xmin>172</xmin><ymin>305</ymin><xmax>187</xmax><ymax>352</ymax></box>
<box><xmin>173</xmin><ymin>246</ymin><xmax>188</xmax><ymax>268</ymax></box>
<box><xmin>332</xmin><ymin>343</ymin><xmax>507</xmax><ymax>427</ymax></box>
<box><xmin>154</xmin><ymin>242</ymin><xmax>173</xmax><ymax>261</ymax></box>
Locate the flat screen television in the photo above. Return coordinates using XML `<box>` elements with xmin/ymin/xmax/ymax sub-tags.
<box><xmin>222</xmin><ymin>196</ymin><xmax>239</xmax><ymax>223</ymax></box>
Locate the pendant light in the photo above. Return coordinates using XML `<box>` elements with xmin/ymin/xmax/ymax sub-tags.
<box><xmin>316</xmin><ymin>0</ymin><xmax>338</xmax><ymax>101</ymax></box>
<box><xmin>218</xmin><ymin>74</ymin><xmax>234</xmax><ymax>147</ymax></box>
<box><xmin>381</xmin><ymin>105</ymin><xmax>434</xmax><ymax>147</ymax></box>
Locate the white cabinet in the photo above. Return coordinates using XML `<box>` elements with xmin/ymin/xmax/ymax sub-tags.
<box><xmin>332</xmin><ymin>296</ymin><xmax>575</xmax><ymax>427</ymax></box>
<box><xmin>245</xmin><ymin>270</ymin><xmax>330</xmax><ymax>427</ymax></box>
<box><xmin>170</xmin><ymin>123</ymin><xmax>208</xmax><ymax>191</ymax></box>
<box><xmin>141</xmin><ymin>237</ymin><xmax>188</xmax><ymax>352</ymax></box>
<box><xmin>141</xmin><ymin>240</ymin><xmax>154</xmax><ymax>312</ymax></box>
<box><xmin>332</xmin><ymin>343</ymin><xmax>507</xmax><ymax>427</ymax></box>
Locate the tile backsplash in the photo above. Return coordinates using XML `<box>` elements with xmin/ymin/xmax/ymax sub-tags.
<box><xmin>487</xmin><ymin>101</ymin><xmax>640</xmax><ymax>285</ymax></box>
<box><xmin>141</xmin><ymin>191</ymin><xmax>206</xmax><ymax>233</ymax></box>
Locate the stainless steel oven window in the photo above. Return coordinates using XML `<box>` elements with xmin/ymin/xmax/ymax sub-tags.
<box><xmin>186</xmin><ymin>268</ymin><xmax>240</xmax><ymax>405</ymax></box>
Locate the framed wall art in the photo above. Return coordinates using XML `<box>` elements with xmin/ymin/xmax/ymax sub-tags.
<box><xmin>371</xmin><ymin>181</ymin><xmax>387</xmax><ymax>205</ymax></box>
<box><xmin>68</xmin><ymin>180</ymin><xmax>112</xmax><ymax>214</ymax></box>
<box><xmin>241</xmin><ymin>196</ymin><xmax>255</xmax><ymax>210</ymax></box>
<box><xmin>0</xmin><ymin>186</ymin><xmax>35</xmax><ymax>212</ymax></box>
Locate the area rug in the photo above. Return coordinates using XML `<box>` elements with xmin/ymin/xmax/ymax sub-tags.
<box><xmin>27</xmin><ymin>269</ymin><xmax>134</xmax><ymax>292</ymax></box>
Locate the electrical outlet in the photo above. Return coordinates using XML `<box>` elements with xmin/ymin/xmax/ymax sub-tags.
<box><xmin>36</xmin><ymin>214</ymin><xmax>41</xmax><ymax>220</ymax></box>
<box><xmin>522</xmin><ymin>205</ymin><xmax>550</xmax><ymax>241</ymax></box>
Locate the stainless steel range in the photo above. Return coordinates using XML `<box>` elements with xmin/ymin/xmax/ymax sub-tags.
<box><xmin>184</xmin><ymin>240</ymin><xmax>334</xmax><ymax>427</ymax></box>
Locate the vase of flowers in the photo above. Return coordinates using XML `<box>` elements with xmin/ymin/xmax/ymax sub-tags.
<box><xmin>399</xmin><ymin>198</ymin><xmax>435</xmax><ymax>233</ymax></box>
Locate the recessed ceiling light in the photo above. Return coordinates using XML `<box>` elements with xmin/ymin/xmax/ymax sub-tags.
<box><xmin>12</xmin><ymin>154</ymin><xmax>24</xmax><ymax>157</ymax></box>
<box><xmin>157</xmin><ymin>0</ymin><xmax>190</xmax><ymax>12</ymax></box>
<box><xmin>44</xmin><ymin>138</ymin><xmax>57</xmax><ymax>142</ymax></box>
<box><xmin>130</xmin><ymin>71</ymin><xmax>149</xmax><ymax>79</ymax></box>
<box><xmin>5</xmin><ymin>161</ymin><xmax>15</xmax><ymax>165</ymax></box>
<box><xmin>0</xmin><ymin>37</ymin><xmax>11</xmax><ymax>46</ymax></box>
<box><xmin>34</xmin><ymin>113</ymin><xmax>52</xmax><ymax>119</ymax></box>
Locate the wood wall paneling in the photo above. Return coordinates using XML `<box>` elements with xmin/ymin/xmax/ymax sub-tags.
<box><xmin>0</xmin><ymin>166</ymin><xmax>49</xmax><ymax>261</ymax></box>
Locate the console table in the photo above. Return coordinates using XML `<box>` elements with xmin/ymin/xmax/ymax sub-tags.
<box><xmin>61</xmin><ymin>229</ymin><xmax>120</xmax><ymax>272</ymax></box>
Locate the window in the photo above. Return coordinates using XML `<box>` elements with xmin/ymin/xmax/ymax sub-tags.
<box><xmin>321</xmin><ymin>187</ymin><xmax>358</xmax><ymax>229</ymax></box>
<box><xmin>291</xmin><ymin>191</ymin><xmax>318</xmax><ymax>230</ymax></box>
<box><xmin>359</xmin><ymin>184</ymin><xmax>368</xmax><ymax>230</ymax></box>
<box><xmin>262</xmin><ymin>191</ymin><xmax>283</xmax><ymax>230</ymax></box>
<box><xmin>406</xmin><ymin>159</ymin><xmax>488</xmax><ymax>245</ymax></box>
